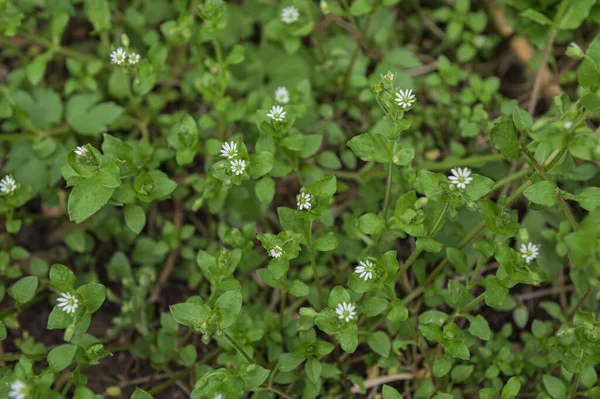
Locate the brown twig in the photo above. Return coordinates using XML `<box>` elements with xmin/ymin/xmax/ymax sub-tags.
<box><xmin>350</xmin><ymin>371</ymin><xmax>425</xmax><ymax>393</ymax></box>
<box><xmin>149</xmin><ymin>200</ymin><xmax>184</xmax><ymax>303</ymax></box>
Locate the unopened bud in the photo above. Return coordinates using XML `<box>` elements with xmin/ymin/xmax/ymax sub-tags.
<box><xmin>106</xmin><ymin>386</ymin><xmax>122</xmax><ymax>397</ymax></box>
<box><xmin>121</xmin><ymin>34</ymin><xmax>130</xmax><ymax>48</ymax></box>
<box><xmin>300</xmin><ymin>307</ymin><xmax>317</xmax><ymax>317</ymax></box>
<box><xmin>320</xmin><ymin>0</ymin><xmax>330</xmax><ymax>14</ymax></box>
<box><xmin>565</xmin><ymin>42</ymin><xmax>584</xmax><ymax>59</ymax></box>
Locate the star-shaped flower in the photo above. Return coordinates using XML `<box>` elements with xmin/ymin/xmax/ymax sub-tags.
<box><xmin>230</xmin><ymin>159</ymin><xmax>247</xmax><ymax>176</ymax></box>
<box><xmin>395</xmin><ymin>89</ymin><xmax>416</xmax><ymax>109</ymax></box>
<box><xmin>355</xmin><ymin>260</ymin><xmax>375</xmax><ymax>280</ymax></box>
<box><xmin>275</xmin><ymin>86</ymin><xmax>290</xmax><ymax>104</ymax></box>
<box><xmin>0</xmin><ymin>175</ymin><xmax>18</xmax><ymax>195</ymax></box>
<box><xmin>267</xmin><ymin>105</ymin><xmax>286</xmax><ymax>122</ymax></box>
<box><xmin>335</xmin><ymin>302</ymin><xmax>357</xmax><ymax>323</ymax></box>
<box><xmin>520</xmin><ymin>242</ymin><xmax>539</xmax><ymax>264</ymax></box>
<box><xmin>448</xmin><ymin>168</ymin><xmax>473</xmax><ymax>189</ymax></box>
<box><xmin>297</xmin><ymin>191</ymin><xmax>312</xmax><ymax>211</ymax></box>
<box><xmin>110</xmin><ymin>48</ymin><xmax>127</xmax><ymax>64</ymax></box>
<box><xmin>281</xmin><ymin>6</ymin><xmax>299</xmax><ymax>24</ymax></box>
<box><xmin>57</xmin><ymin>292</ymin><xmax>79</xmax><ymax>314</ymax></box>
<box><xmin>270</xmin><ymin>245</ymin><xmax>283</xmax><ymax>258</ymax></box>
<box><xmin>220</xmin><ymin>141</ymin><xmax>238</xmax><ymax>159</ymax></box>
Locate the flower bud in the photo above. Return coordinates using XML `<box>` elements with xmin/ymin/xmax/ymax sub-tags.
<box><xmin>121</xmin><ymin>34</ymin><xmax>130</xmax><ymax>48</ymax></box>
<box><xmin>320</xmin><ymin>0</ymin><xmax>330</xmax><ymax>14</ymax></box>
<box><xmin>299</xmin><ymin>307</ymin><xmax>317</xmax><ymax>317</ymax></box>
<box><xmin>565</xmin><ymin>42</ymin><xmax>584</xmax><ymax>59</ymax></box>
<box><xmin>106</xmin><ymin>386</ymin><xmax>122</xmax><ymax>397</ymax></box>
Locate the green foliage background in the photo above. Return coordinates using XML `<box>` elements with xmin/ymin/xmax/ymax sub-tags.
<box><xmin>0</xmin><ymin>0</ymin><xmax>600</xmax><ymax>398</ymax></box>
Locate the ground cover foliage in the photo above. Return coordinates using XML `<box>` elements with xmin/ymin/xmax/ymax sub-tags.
<box><xmin>1</xmin><ymin>0</ymin><xmax>600</xmax><ymax>398</ymax></box>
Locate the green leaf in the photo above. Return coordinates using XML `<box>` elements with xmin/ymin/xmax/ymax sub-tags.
<box><xmin>131</xmin><ymin>388</ymin><xmax>153</xmax><ymax>399</ymax></box>
<box><xmin>382</xmin><ymin>385</ymin><xmax>403</xmax><ymax>399</ymax></box>
<box><xmin>278</xmin><ymin>353</ymin><xmax>305</xmax><ymax>372</ymax></box>
<box><xmin>84</xmin><ymin>0</ymin><xmax>111</xmax><ymax>32</ymax></box>
<box><xmin>387</xmin><ymin>299</ymin><xmax>408</xmax><ymax>322</ymax></box>
<box><xmin>558</xmin><ymin>0</ymin><xmax>596</xmax><ymax>30</ymax></box>
<box><xmin>305</xmin><ymin>357</ymin><xmax>321</xmax><ymax>383</ymax></box>
<box><xmin>250</xmin><ymin>151</ymin><xmax>274</xmax><ymax>179</ymax></box>
<box><xmin>524</xmin><ymin>181</ymin><xmax>556</xmax><ymax>206</ymax></box>
<box><xmin>338</xmin><ymin>324</ymin><xmax>358</xmax><ymax>353</ymax></box>
<box><xmin>579</xmin><ymin>35</ymin><xmax>600</xmax><ymax>90</ymax></box>
<box><xmin>215</xmin><ymin>290</ymin><xmax>243</xmax><ymax>328</ymax></box>
<box><xmin>363</xmin><ymin>296</ymin><xmax>388</xmax><ymax>317</ymax></box>
<box><xmin>68</xmin><ymin>179</ymin><xmax>115</xmax><ymax>223</ymax></box>
<box><xmin>76</xmin><ymin>283</ymin><xmax>106</xmax><ymax>313</ymax></box>
<box><xmin>350</xmin><ymin>0</ymin><xmax>373</xmax><ymax>16</ymax></box>
<box><xmin>9</xmin><ymin>276</ymin><xmax>38</xmax><ymax>304</ymax></box>
<box><xmin>512</xmin><ymin>105</ymin><xmax>533</xmax><ymax>132</ymax></box>
<box><xmin>133</xmin><ymin>60</ymin><xmax>156</xmax><ymax>96</ymax></box>
<box><xmin>50</xmin><ymin>264</ymin><xmax>77</xmax><ymax>292</ymax></box>
<box><xmin>13</xmin><ymin>87</ymin><xmax>63</xmax><ymax>129</ymax></box>
<box><xmin>255</xmin><ymin>176</ymin><xmax>275</xmax><ymax>204</ymax></box>
<box><xmin>367</xmin><ymin>331</ymin><xmax>391</xmax><ymax>357</ymax></box>
<box><xmin>491</xmin><ymin>120</ymin><xmax>521</xmax><ymax>161</ymax></box>
<box><xmin>521</xmin><ymin>9</ymin><xmax>553</xmax><ymax>25</ymax></box>
<box><xmin>48</xmin><ymin>344</ymin><xmax>77</xmax><ymax>372</ymax></box>
<box><xmin>433</xmin><ymin>355</ymin><xmax>453</xmax><ymax>378</ymax></box>
<box><xmin>542</xmin><ymin>375</ymin><xmax>567</xmax><ymax>399</ymax></box>
<box><xmin>358</xmin><ymin>213</ymin><xmax>386</xmax><ymax>235</ymax></box>
<box><xmin>468</xmin><ymin>315</ymin><xmax>491</xmax><ymax>340</ymax></box>
<box><xmin>66</xmin><ymin>94</ymin><xmax>124</xmax><ymax>136</ymax></box>
<box><xmin>314</xmin><ymin>232</ymin><xmax>338</xmax><ymax>251</ymax></box>
<box><xmin>445</xmin><ymin>340</ymin><xmax>470</xmax><ymax>360</ymax></box>
<box><xmin>485</xmin><ymin>276</ymin><xmax>508</xmax><ymax>309</ymax></box>
<box><xmin>170</xmin><ymin>303</ymin><xmax>210</xmax><ymax>329</ymax></box>
<box><xmin>576</xmin><ymin>187</ymin><xmax>600</xmax><ymax>211</ymax></box>
<box><xmin>124</xmin><ymin>205</ymin><xmax>146</xmax><ymax>234</ymax></box>
<box><xmin>347</xmin><ymin>133</ymin><xmax>392</xmax><ymax>163</ymax></box>
<box><xmin>502</xmin><ymin>377</ymin><xmax>521</xmax><ymax>398</ymax></box>
<box><xmin>0</xmin><ymin>321</ymin><xmax>6</xmax><ymax>341</ymax></box>
<box><xmin>465</xmin><ymin>174</ymin><xmax>495</xmax><ymax>201</ymax></box>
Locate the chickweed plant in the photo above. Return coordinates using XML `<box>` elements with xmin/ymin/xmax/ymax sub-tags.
<box><xmin>0</xmin><ymin>0</ymin><xmax>600</xmax><ymax>398</ymax></box>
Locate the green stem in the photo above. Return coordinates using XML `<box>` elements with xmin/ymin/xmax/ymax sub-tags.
<box><xmin>382</xmin><ymin>158</ymin><xmax>394</xmax><ymax>219</ymax></box>
<box><xmin>308</xmin><ymin>221</ymin><xmax>325</xmax><ymax>308</ymax></box>
<box><xmin>223</xmin><ymin>332</ymin><xmax>253</xmax><ymax>364</ymax></box>
<box><xmin>421</xmin><ymin>153</ymin><xmax>504</xmax><ymax>171</ymax></box>
<box><xmin>457</xmin><ymin>293</ymin><xmax>485</xmax><ymax>315</ymax></box>
<box><xmin>467</xmin><ymin>255</ymin><xmax>488</xmax><ymax>289</ymax></box>
<box><xmin>0</xmin><ymin>353</ymin><xmax>45</xmax><ymax>362</ymax></box>
<box><xmin>569</xmin><ymin>371</ymin><xmax>581</xmax><ymax>398</ymax></box>
<box><xmin>147</xmin><ymin>367</ymin><xmax>194</xmax><ymax>395</ymax></box>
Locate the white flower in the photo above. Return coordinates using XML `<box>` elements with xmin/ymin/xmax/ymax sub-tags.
<box><xmin>215</xmin><ymin>395</ymin><xmax>223</xmax><ymax>399</ymax></box>
<box><xmin>270</xmin><ymin>245</ymin><xmax>283</xmax><ymax>258</ymax></box>
<box><xmin>275</xmin><ymin>86</ymin><xmax>290</xmax><ymax>104</ymax></box>
<box><xmin>355</xmin><ymin>260</ymin><xmax>375</xmax><ymax>281</ymax></box>
<box><xmin>110</xmin><ymin>48</ymin><xmax>127</xmax><ymax>65</ymax></box>
<box><xmin>220</xmin><ymin>141</ymin><xmax>238</xmax><ymax>159</ymax></box>
<box><xmin>520</xmin><ymin>242</ymin><xmax>540</xmax><ymax>264</ymax></box>
<box><xmin>448</xmin><ymin>168</ymin><xmax>473</xmax><ymax>189</ymax></box>
<box><xmin>395</xmin><ymin>89</ymin><xmax>416</xmax><ymax>109</ymax></box>
<box><xmin>564</xmin><ymin>121</ymin><xmax>573</xmax><ymax>129</ymax></box>
<box><xmin>472</xmin><ymin>35</ymin><xmax>486</xmax><ymax>48</ymax></box>
<box><xmin>128</xmin><ymin>53</ymin><xmax>140</xmax><ymax>64</ymax></box>
<box><xmin>281</xmin><ymin>6</ymin><xmax>299</xmax><ymax>24</ymax></box>
<box><xmin>230</xmin><ymin>159</ymin><xmax>247</xmax><ymax>176</ymax></box>
<box><xmin>267</xmin><ymin>105</ymin><xmax>286</xmax><ymax>122</ymax></box>
<box><xmin>0</xmin><ymin>175</ymin><xmax>18</xmax><ymax>195</ymax></box>
<box><xmin>74</xmin><ymin>146</ymin><xmax>88</xmax><ymax>157</ymax></box>
<box><xmin>297</xmin><ymin>191</ymin><xmax>312</xmax><ymax>211</ymax></box>
<box><xmin>9</xmin><ymin>380</ymin><xmax>29</xmax><ymax>399</ymax></box>
<box><xmin>335</xmin><ymin>302</ymin><xmax>357</xmax><ymax>323</ymax></box>
<box><xmin>382</xmin><ymin>72</ymin><xmax>395</xmax><ymax>84</ymax></box>
<box><xmin>57</xmin><ymin>292</ymin><xmax>79</xmax><ymax>314</ymax></box>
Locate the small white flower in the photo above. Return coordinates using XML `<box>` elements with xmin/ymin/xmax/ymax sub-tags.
<box><xmin>0</xmin><ymin>175</ymin><xmax>18</xmax><ymax>195</ymax></box>
<box><xmin>448</xmin><ymin>168</ymin><xmax>473</xmax><ymax>189</ymax></box>
<box><xmin>335</xmin><ymin>302</ymin><xmax>357</xmax><ymax>323</ymax></box>
<box><xmin>297</xmin><ymin>191</ymin><xmax>312</xmax><ymax>211</ymax></box>
<box><xmin>128</xmin><ymin>52</ymin><xmax>140</xmax><ymax>64</ymax></box>
<box><xmin>564</xmin><ymin>121</ymin><xmax>573</xmax><ymax>129</ymax></box>
<box><xmin>220</xmin><ymin>141</ymin><xmax>238</xmax><ymax>159</ymax></box>
<box><xmin>355</xmin><ymin>260</ymin><xmax>375</xmax><ymax>281</ymax></box>
<box><xmin>57</xmin><ymin>292</ymin><xmax>79</xmax><ymax>314</ymax></box>
<box><xmin>472</xmin><ymin>35</ymin><xmax>486</xmax><ymax>48</ymax></box>
<box><xmin>9</xmin><ymin>380</ymin><xmax>29</xmax><ymax>399</ymax></box>
<box><xmin>520</xmin><ymin>242</ymin><xmax>540</xmax><ymax>264</ymax></box>
<box><xmin>110</xmin><ymin>48</ymin><xmax>127</xmax><ymax>65</ymax></box>
<box><xmin>215</xmin><ymin>395</ymin><xmax>223</xmax><ymax>399</ymax></box>
<box><xmin>275</xmin><ymin>86</ymin><xmax>290</xmax><ymax>104</ymax></box>
<box><xmin>74</xmin><ymin>146</ymin><xmax>88</xmax><ymax>157</ymax></box>
<box><xmin>230</xmin><ymin>159</ymin><xmax>247</xmax><ymax>176</ymax></box>
<box><xmin>281</xmin><ymin>6</ymin><xmax>300</xmax><ymax>24</ymax></box>
<box><xmin>395</xmin><ymin>89</ymin><xmax>416</xmax><ymax>109</ymax></box>
<box><xmin>270</xmin><ymin>245</ymin><xmax>283</xmax><ymax>258</ymax></box>
<box><xmin>267</xmin><ymin>105</ymin><xmax>286</xmax><ymax>122</ymax></box>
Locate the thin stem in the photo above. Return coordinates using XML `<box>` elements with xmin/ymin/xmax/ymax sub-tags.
<box><xmin>382</xmin><ymin>159</ymin><xmax>394</xmax><ymax>219</ymax></box>
<box><xmin>569</xmin><ymin>371</ymin><xmax>581</xmax><ymax>399</ymax></box>
<box><xmin>339</xmin><ymin>5</ymin><xmax>377</xmax><ymax>92</ymax></box>
<box><xmin>568</xmin><ymin>287</ymin><xmax>593</xmax><ymax>321</ymax></box>
<box><xmin>268</xmin><ymin>387</ymin><xmax>296</xmax><ymax>399</ymax></box>
<box><xmin>421</xmin><ymin>154</ymin><xmax>505</xmax><ymax>171</ymax></box>
<box><xmin>467</xmin><ymin>256</ymin><xmax>488</xmax><ymax>289</ymax></box>
<box><xmin>457</xmin><ymin>293</ymin><xmax>485</xmax><ymax>315</ymax></box>
<box><xmin>308</xmin><ymin>221</ymin><xmax>326</xmax><ymax>308</ymax></box>
<box><xmin>147</xmin><ymin>367</ymin><xmax>194</xmax><ymax>395</ymax></box>
<box><xmin>223</xmin><ymin>332</ymin><xmax>253</xmax><ymax>364</ymax></box>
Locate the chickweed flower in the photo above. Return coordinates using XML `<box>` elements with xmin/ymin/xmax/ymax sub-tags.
<box><xmin>275</xmin><ymin>86</ymin><xmax>290</xmax><ymax>104</ymax></box>
<box><xmin>520</xmin><ymin>242</ymin><xmax>539</xmax><ymax>264</ymax></box>
<box><xmin>395</xmin><ymin>89</ymin><xmax>416</xmax><ymax>109</ymax></box>
<box><xmin>297</xmin><ymin>190</ymin><xmax>312</xmax><ymax>211</ymax></box>
<box><xmin>128</xmin><ymin>53</ymin><xmax>141</xmax><ymax>64</ymax></box>
<box><xmin>281</xmin><ymin>6</ymin><xmax>299</xmax><ymax>24</ymax></box>
<box><xmin>0</xmin><ymin>175</ymin><xmax>18</xmax><ymax>195</ymax></box>
<box><xmin>110</xmin><ymin>48</ymin><xmax>127</xmax><ymax>65</ymax></box>
<box><xmin>355</xmin><ymin>260</ymin><xmax>375</xmax><ymax>281</ymax></box>
<box><xmin>267</xmin><ymin>105</ymin><xmax>286</xmax><ymax>122</ymax></box>
<box><xmin>9</xmin><ymin>380</ymin><xmax>29</xmax><ymax>399</ymax></box>
<box><xmin>382</xmin><ymin>72</ymin><xmax>395</xmax><ymax>85</ymax></box>
<box><xmin>230</xmin><ymin>159</ymin><xmax>247</xmax><ymax>176</ymax></box>
<box><xmin>335</xmin><ymin>302</ymin><xmax>356</xmax><ymax>323</ymax></box>
<box><xmin>448</xmin><ymin>168</ymin><xmax>473</xmax><ymax>189</ymax></box>
<box><xmin>74</xmin><ymin>146</ymin><xmax>88</xmax><ymax>158</ymax></box>
<box><xmin>270</xmin><ymin>245</ymin><xmax>283</xmax><ymax>258</ymax></box>
<box><xmin>220</xmin><ymin>141</ymin><xmax>238</xmax><ymax>159</ymax></box>
<box><xmin>57</xmin><ymin>292</ymin><xmax>79</xmax><ymax>314</ymax></box>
